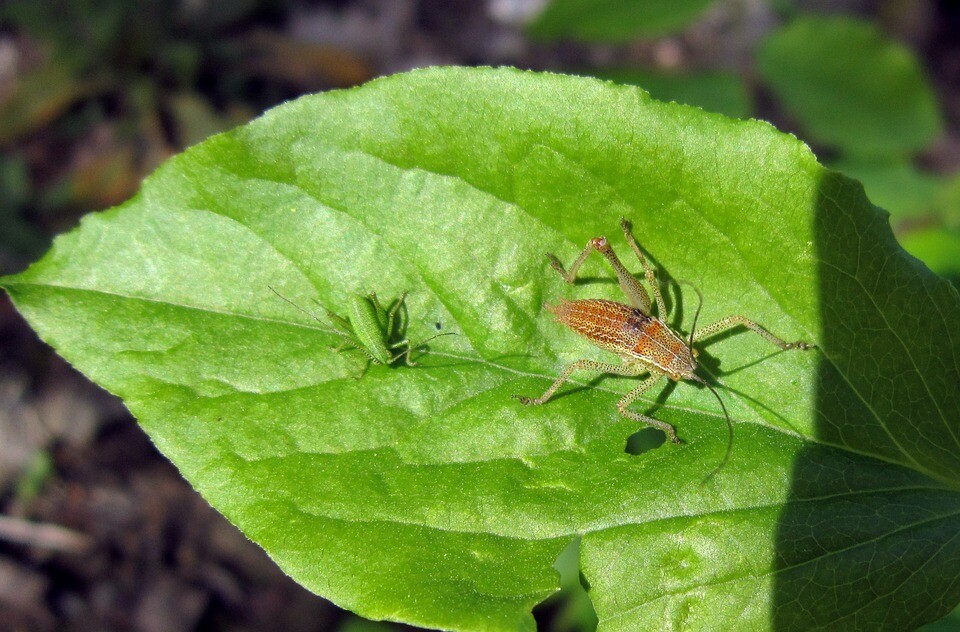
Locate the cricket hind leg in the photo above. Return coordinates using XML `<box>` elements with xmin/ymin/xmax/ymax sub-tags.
<box><xmin>546</xmin><ymin>236</ymin><xmax>654</xmax><ymax>314</ymax></box>
<box><xmin>513</xmin><ymin>360</ymin><xmax>648</xmax><ymax>406</ymax></box>
<box><xmin>331</xmin><ymin>336</ymin><xmax>375</xmax><ymax>379</ymax></box>
<box><xmin>515</xmin><ymin>362</ymin><xmax>679</xmax><ymax>444</ymax></box>
<box><xmin>322</xmin><ymin>305</ymin><xmax>380</xmax><ymax>375</ymax></box>
<box><xmin>316</xmin><ymin>308</ymin><xmax>364</xmax><ymax>354</ymax></box>
<box><xmin>692</xmin><ymin>315</ymin><xmax>814</xmax><ymax>351</ymax></box>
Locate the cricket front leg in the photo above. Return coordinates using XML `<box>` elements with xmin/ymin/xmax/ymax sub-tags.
<box><xmin>616</xmin><ymin>373</ymin><xmax>680</xmax><ymax>443</ymax></box>
<box><xmin>387</xmin><ymin>332</ymin><xmax>458</xmax><ymax>367</ymax></box>
<box><xmin>388</xmin><ymin>338</ymin><xmax>415</xmax><ymax>366</ymax></box>
<box><xmin>514</xmin><ymin>360</ymin><xmax>647</xmax><ymax>405</ymax></box>
<box><xmin>692</xmin><ymin>315</ymin><xmax>814</xmax><ymax>350</ymax></box>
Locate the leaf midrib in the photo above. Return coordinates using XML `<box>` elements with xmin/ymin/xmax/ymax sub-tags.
<box><xmin>246</xmin><ymin>462</ymin><xmax>955</xmax><ymax>539</ymax></box>
<box><xmin>278</xmin><ymin>134</ymin><xmax>959</xmax><ymax>488</ymax></box>
<box><xmin>7</xmin><ymin>272</ymin><xmax>952</xmax><ymax>489</ymax></box>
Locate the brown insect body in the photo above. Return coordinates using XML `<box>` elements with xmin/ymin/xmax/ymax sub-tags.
<box><xmin>548</xmin><ymin>298</ymin><xmax>696</xmax><ymax>380</ymax></box>
<box><xmin>514</xmin><ymin>218</ymin><xmax>814</xmax><ymax>482</ymax></box>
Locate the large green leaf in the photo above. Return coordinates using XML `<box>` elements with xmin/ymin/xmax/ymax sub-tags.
<box><xmin>3</xmin><ymin>67</ymin><xmax>959</xmax><ymax>630</ymax></box>
<box><xmin>757</xmin><ymin>16</ymin><xmax>943</xmax><ymax>158</ymax></box>
<box><xmin>528</xmin><ymin>0</ymin><xmax>715</xmax><ymax>42</ymax></box>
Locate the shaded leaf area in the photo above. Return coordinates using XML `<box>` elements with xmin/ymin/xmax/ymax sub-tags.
<box><xmin>528</xmin><ymin>0</ymin><xmax>716</xmax><ymax>42</ymax></box>
<box><xmin>811</xmin><ymin>172</ymin><xmax>959</xmax><ymax>482</ymax></box>
<box><xmin>758</xmin><ymin>16</ymin><xmax>942</xmax><ymax>158</ymax></box>
<box><xmin>829</xmin><ymin>158</ymin><xmax>943</xmax><ymax>222</ymax></box>
<box><xmin>772</xmin><ymin>172</ymin><xmax>960</xmax><ymax>630</ymax></box>
<box><xmin>2</xmin><ymin>68</ymin><xmax>959</xmax><ymax>630</ymax></box>
<box><xmin>825</xmin><ymin>160</ymin><xmax>959</xmax><ymax>293</ymax></box>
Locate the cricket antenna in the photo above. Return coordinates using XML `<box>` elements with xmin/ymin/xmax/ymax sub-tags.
<box><xmin>413</xmin><ymin>332</ymin><xmax>459</xmax><ymax>348</ymax></box>
<box><xmin>688</xmin><ymin>284</ymin><xmax>704</xmax><ymax>351</ymax></box>
<box><xmin>675</xmin><ymin>280</ymin><xmax>730</xmax><ymax>482</ymax></box>
<box><xmin>689</xmin><ymin>373</ymin><xmax>733</xmax><ymax>486</ymax></box>
<box><xmin>268</xmin><ymin>285</ymin><xmax>326</xmax><ymax>326</ymax></box>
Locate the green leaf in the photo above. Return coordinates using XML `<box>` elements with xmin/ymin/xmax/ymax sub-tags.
<box><xmin>829</xmin><ymin>158</ymin><xmax>942</xmax><ymax>221</ymax></box>
<box><xmin>598</xmin><ymin>70</ymin><xmax>751</xmax><ymax>119</ymax></box>
<box><xmin>757</xmin><ymin>16</ymin><xmax>943</xmax><ymax>158</ymax></box>
<box><xmin>545</xmin><ymin>538</ymin><xmax>598</xmax><ymax>631</ymax></box>
<box><xmin>899</xmin><ymin>227</ymin><xmax>960</xmax><ymax>279</ymax></box>
<box><xmin>528</xmin><ymin>0</ymin><xmax>716</xmax><ymax>42</ymax></box>
<box><xmin>2</xmin><ymin>67</ymin><xmax>959</xmax><ymax>630</ymax></box>
<box><xmin>934</xmin><ymin>173</ymin><xmax>960</xmax><ymax>228</ymax></box>
<box><xmin>920</xmin><ymin>602</ymin><xmax>960</xmax><ymax>631</ymax></box>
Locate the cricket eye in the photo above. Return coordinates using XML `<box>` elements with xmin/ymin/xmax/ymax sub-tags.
<box><xmin>672</xmin><ymin>373</ymin><xmax>682</xmax><ymax>381</ymax></box>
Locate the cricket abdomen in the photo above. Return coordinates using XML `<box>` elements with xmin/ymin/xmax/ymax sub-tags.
<box><xmin>548</xmin><ymin>298</ymin><xmax>691</xmax><ymax>374</ymax></box>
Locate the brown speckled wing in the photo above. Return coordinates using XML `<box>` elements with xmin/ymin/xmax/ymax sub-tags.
<box><xmin>547</xmin><ymin>299</ymin><xmax>648</xmax><ymax>356</ymax></box>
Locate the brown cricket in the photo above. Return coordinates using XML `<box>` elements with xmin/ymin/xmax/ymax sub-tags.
<box><xmin>514</xmin><ymin>218</ymin><xmax>813</xmax><ymax>478</ymax></box>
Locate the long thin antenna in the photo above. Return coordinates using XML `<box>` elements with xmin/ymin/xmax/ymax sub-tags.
<box><xmin>687</xmin><ymin>284</ymin><xmax>705</xmax><ymax>350</ymax></box>
<box><xmin>688</xmin><ymin>374</ymin><xmax>733</xmax><ymax>485</ymax></box>
<box><xmin>268</xmin><ymin>285</ymin><xmax>327</xmax><ymax>326</ymax></box>
<box><xmin>413</xmin><ymin>332</ymin><xmax>458</xmax><ymax>348</ymax></box>
<box><xmin>680</xmin><ymin>281</ymin><xmax>730</xmax><ymax>483</ymax></box>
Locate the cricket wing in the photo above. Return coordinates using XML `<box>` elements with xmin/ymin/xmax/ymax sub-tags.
<box><xmin>548</xmin><ymin>299</ymin><xmax>649</xmax><ymax>357</ymax></box>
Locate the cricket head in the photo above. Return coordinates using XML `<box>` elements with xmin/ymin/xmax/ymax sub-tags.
<box><xmin>668</xmin><ymin>281</ymin><xmax>704</xmax><ymax>381</ymax></box>
<box><xmin>668</xmin><ymin>345</ymin><xmax>699</xmax><ymax>381</ymax></box>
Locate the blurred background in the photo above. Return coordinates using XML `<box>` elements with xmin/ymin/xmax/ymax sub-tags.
<box><xmin>1</xmin><ymin>1</ymin><xmax>958</xmax><ymax>630</ymax></box>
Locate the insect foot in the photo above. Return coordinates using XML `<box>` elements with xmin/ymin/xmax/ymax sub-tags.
<box><xmin>269</xmin><ymin>287</ymin><xmax>455</xmax><ymax>377</ymax></box>
<box><xmin>514</xmin><ymin>220</ymin><xmax>814</xmax><ymax>479</ymax></box>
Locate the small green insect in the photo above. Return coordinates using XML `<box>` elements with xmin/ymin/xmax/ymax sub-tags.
<box><xmin>270</xmin><ymin>287</ymin><xmax>452</xmax><ymax>376</ymax></box>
